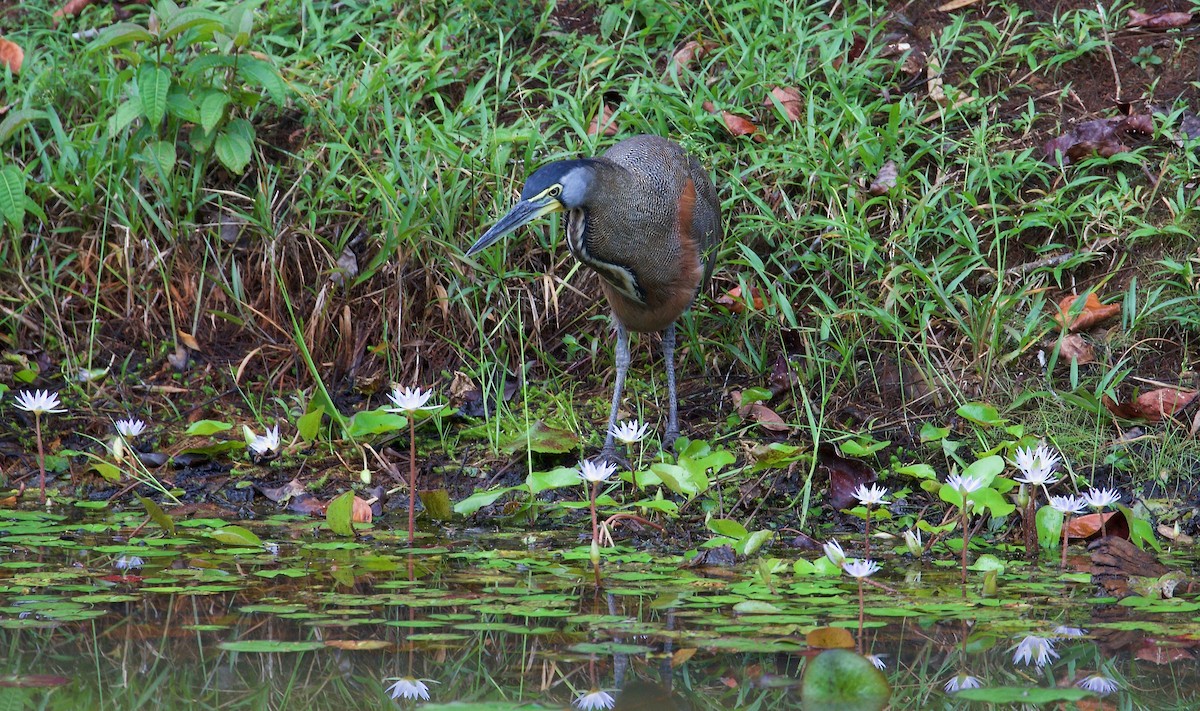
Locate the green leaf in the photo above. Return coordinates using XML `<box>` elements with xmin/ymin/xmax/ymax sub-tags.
<box><xmin>326</xmin><ymin>491</ymin><xmax>354</xmax><ymax>536</ymax></box>
<box><xmin>207</xmin><ymin>525</ymin><xmax>262</xmax><ymax>547</ymax></box>
<box><xmin>500</xmin><ymin>420</ymin><xmax>579</xmax><ymax>454</ymax></box>
<box><xmin>919</xmin><ymin>422</ymin><xmax>950</xmax><ymax>442</ymax></box>
<box><xmin>218</xmin><ymin>640</ymin><xmax>324</xmax><ymax>653</ymax></box>
<box><xmin>1118</xmin><ymin>504</ymin><xmax>1162</xmax><ymax>551</ymax></box>
<box><xmin>137</xmin><ymin>496</ymin><xmax>176</xmax><ymax>536</ymax></box>
<box><xmin>801</xmin><ymin>649</ymin><xmax>890</xmax><ymax>711</ymax></box>
<box><xmin>345</xmin><ymin>410</ymin><xmax>406</xmax><ymax>437</ymax></box>
<box><xmin>161</xmin><ymin>7</ymin><xmax>223</xmax><ymax>41</ymax></box>
<box><xmin>739</xmin><ymin>529</ymin><xmax>774</xmax><ymax>556</ymax></box>
<box><xmin>0</xmin><ymin>109</ymin><xmax>48</xmax><ymax>144</ymax></box>
<box><xmin>297</xmin><ymin>408</ymin><xmax>323</xmax><ymax>441</ymax></box>
<box><xmin>893</xmin><ymin>463</ymin><xmax>936</xmax><ymax>480</ymax></box>
<box><xmin>213</xmin><ymin>118</ymin><xmax>254</xmax><ymax>173</ymax></box>
<box><xmin>198</xmin><ymin>90</ymin><xmax>231</xmax><ymax>133</ymax></box>
<box><xmin>165</xmin><ymin>88</ymin><xmax>199</xmax><ymax>123</ymax></box>
<box><xmin>87</xmin><ymin>22</ymin><xmax>154</xmax><ymax>51</ymax></box>
<box><xmin>708</xmin><ymin>518</ymin><xmax>748</xmax><ymax>539</ymax></box>
<box><xmin>650</xmin><ymin>463</ymin><xmax>702</xmax><ymax>497</ymax></box>
<box><xmin>141</xmin><ymin>140</ymin><xmax>176</xmax><ymax>174</ymax></box>
<box><xmin>1036</xmin><ymin>505</ymin><xmax>1063</xmax><ymax>550</ymax></box>
<box><xmin>418</xmin><ymin>489</ymin><xmax>452</xmax><ymax>520</ymax></box>
<box><xmin>956</xmin><ymin>402</ymin><xmax>1005</xmax><ymax>426</ymax></box>
<box><xmin>107</xmin><ymin>101</ymin><xmax>142</xmax><ymax>137</ymax></box>
<box><xmin>452</xmin><ymin>486</ymin><xmax>516</xmax><ymax>516</ymax></box>
<box><xmin>137</xmin><ymin>64</ymin><xmax>171</xmax><ymax>126</ymax></box>
<box><xmin>526</xmin><ymin>467</ymin><xmax>581</xmax><ymax>495</ymax></box>
<box><xmin>236</xmin><ymin>57</ymin><xmax>287</xmax><ymax>104</ymax></box>
<box><xmin>0</xmin><ymin>165</ymin><xmax>26</xmax><ymax>230</ymax></box>
<box><xmin>185</xmin><ymin>419</ymin><xmax>232</xmax><ymax>436</ymax></box>
<box><xmin>955</xmin><ymin>687</ymin><xmax>1089</xmax><ymax>703</ymax></box>
<box><xmin>962</xmin><ymin>455</ymin><xmax>1005</xmax><ymax>486</ymax></box>
<box><xmin>88</xmin><ymin>461</ymin><xmax>122</xmax><ymax>483</ymax></box>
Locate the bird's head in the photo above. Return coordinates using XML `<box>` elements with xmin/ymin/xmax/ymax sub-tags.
<box><xmin>467</xmin><ymin>160</ymin><xmax>595</xmax><ymax>256</ymax></box>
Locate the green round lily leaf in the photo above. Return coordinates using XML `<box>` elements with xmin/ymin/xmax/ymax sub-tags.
<box><xmin>955</xmin><ymin>686</ymin><xmax>1090</xmax><ymax>703</ymax></box>
<box><xmin>801</xmin><ymin>649</ymin><xmax>890</xmax><ymax>711</ymax></box>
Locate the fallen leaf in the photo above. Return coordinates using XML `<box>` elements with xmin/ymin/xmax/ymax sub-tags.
<box><xmin>1156</xmin><ymin>524</ymin><xmax>1194</xmax><ymax>545</ymax></box>
<box><xmin>324</xmin><ymin>640</ymin><xmax>392</xmax><ymax>651</ymax></box>
<box><xmin>588</xmin><ymin>103</ymin><xmax>618</xmax><ymax>136</ymax></box>
<box><xmin>1127</xmin><ymin>10</ymin><xmax>1193</xmax><ymax>29</ymax></box>
<box><xmin>178</xmin><ymin>330</ymin><xmax>201</xmax><ymax>351</ymax></box>
<box><xmin>671</xmin><ymin>40</ymin><xmax>713</xmax><ymax>73</ymax></box>
<box><xmin>764</xmin><ymin>86</ymin><xmax>802</xmax><ymax>122</ymax></box>
<box><xmin>1057</xmin><ymin>333</ymin><xmax>1095</xmax><ymax>364</ymax></box>
<box><xmin>0</xmin><ymin>37</ymin><xmax>23</xmax><ymax>73</ymax></box>
<box><xmin>1055</xmin><ymin>293</ymin><xmax>1121</xmax><ymax>332</ymax></box>
<box><xmin>671</xmin><ymin>648</ymin><xmax>697</xmax><ymax>667</ymax></box>
<box><xmin>806</xmin><ymin>626</ymin><xmax>855</xmax><ymax>649</ymax></box>
<box><xmin>1103</xmin><ymin>388</ymin><xmax>1199</xmax><ymax>422</ymax></box>
<box><xmin>1044</xmin><ymin>114</ymin><xmax>1154</xmax><ymax>165</ymax></box>
<box><xmin>937</xmin><ymin>0</ymin><xmax>981</xmax><ymax>10</ymax></box>
<box><xmin>818</xmin><ymin>444</ymin><xmax>877</xmax><ymax>511</ymax></box>
<box><xmin>719</xmin><ymin>111</ymin><xmax>763</xmax><ymax>142</ymax></box>
<box><xmin>867</xmin><ymin>160</ymin><xmax>899</xmax><ymax>195</ymax></box>
<box><xmin>716</xmin><ymin>285</ymin><xmax>768</xmax><ymax>313</ymax></box>
<box><xmin>1066</xmin><ymin>510</ymin><xmax>1128</xmax><ymax>541</ymax></box>
<box><xmin>351</xmin><ymin>496</ymin><xmax>372</xmax><ymax>523</ymax></box>
<box><xmin>746</xmin><ymin>403</ymin><xmax>789</xmax><ymax>432</ymax></box>
<box><xmin>1135</xmin><ymin>643</ymin><xmax>1193</xmax><ymax>664</ymax></box>
<box><xmin>53</xmin><ymin>0</ymin><xmax>96</xmax><ymax>19</ymax></box>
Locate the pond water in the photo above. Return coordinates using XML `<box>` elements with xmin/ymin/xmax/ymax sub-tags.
<box><xmin>1</xmin><ymin>507</ymin><xmax>1198</xmax><ymax>709</ymax></box>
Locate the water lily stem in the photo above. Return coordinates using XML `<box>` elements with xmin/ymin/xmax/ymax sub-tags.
<box><xmin>1061</xmin><ymin>515</ymin><xmax>1070</xmax><ymax>567</ymax></box>
<box><xmin>34</xmin><ymin>413</ymin><xmax>46</xmax><ymax>505</ymax></box>
<box><xmin>863</xmin><ymin>510</ymin><xmax>871</xmax><ymax>557</ymax></box>
<box><xmin>408</xmin><ymin>415</ymin><xmax>417</xmax><ymax>545</ymax></box>
<box><xmin>960</xmin><ymin>505</ymin><xmax>968</xmax><ymax>587</ymax></box>
<box><xmin>857</xmin><ymin>579</ymin><xmax>865</xmax><ymax>653</ymax></box>
<box><xmin>590</xmin><ymin>481</ymin><xmax>601</xmax><ymax>585</ymax></box>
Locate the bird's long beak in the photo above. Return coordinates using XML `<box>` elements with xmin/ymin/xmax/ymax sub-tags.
<box><xmin>466</xmin><ymin>198</ymin><xmax>563</xmax><ymax>256</ymax></box>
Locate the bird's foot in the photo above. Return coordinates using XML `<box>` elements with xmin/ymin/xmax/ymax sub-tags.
<box><xmin>663</xmin><ymin>428</ymin><xmax>680</xmax><ymax>453</ymax></box>
<box><xmin>596</xmin><ymin>445</ymin><xmax>631</xmax><ymax>471</ymax></box>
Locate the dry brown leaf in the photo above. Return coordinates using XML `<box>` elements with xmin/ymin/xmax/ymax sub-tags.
<box><xmin>588</xmin><ymin>103</ymin><xmax>618</xmax><ymax>136</ymax></box>
<box><xmin>53</xmin><ymin>0</ymin><xmax>96</xmax><ymax>18</ymax></box>
<box><xmin>1156</xmin><ymin>524</ymin><xmax>1194</xmax><ymax>545</ymax></box>
<box><xmin>764</xmin><ymin>86</ymin><xmax>802</xmax><ymax>122</ymax></box>
<box><xmin>1135</xmin><ymin>644</ymin><xmax>1193</xmax><ymax>665</ymax></box>
<box><xmin>671</xmin><ymin>40</ymin><xmax>712</xmax><ymax>72</ymax></box>
<box><xmin>1135</xmin><ymin>388</ymin><xmax>1198</xmax><ymax>421</ymax></box>
<box><xmin>1058</xmin><ymin>333</ymin><xmax>1095</xmax><ymax>364</ymax></box>
<box><xmin>937</xmin><ymin>0</ymin><xmax>981</xmax><ymax>10</ymax></box>
<box><xmin>0</xmin><ymin>37</ymin><xmax>23</xmax><ymax>73</ymax></box>
<box><xmin>1044</xmin><ymin>114</ymin><xmax>1154</xmax><ymax>165</ymax></box>
<box><xmin>1127</xmin><ymin>10</ymin><xmax>1193</xmax><ymax>29</ymax></box>
<box><xmin>716</xmin><ymin>285</ymin><xmax>767</xmax><ymax>313</ymax></box>
<box><xmin>818</xmin><ymin>444</ymin><xmax>877</xmax><ymax>511</ymax></box>
<box><xmin>747</xmin><ymin>403</ymin><xmax>789</xmax><ymax>432</ymax></box>
<box><xmin>868</xmin><ymin>160</ymin><xmax>899</xmax><ymax>195</ymax></box>
<box><xmin>671</xmin><ymin>648</ymin><xmax>697</xmax><ymax>667</ymax></box>
<box><xmin>177</xmin><ymin>330</ymin><xmax>201</xmax><ymax>351</ymax></box>
<box><xmin>1055</xmin><ymin>293</ymin><xmax>1121</xmax><ymax>332</ymax></box>
<box><xmin>806</xmin><ymin>626</ymin><xmax>855</xmax><ymax>650</ymax></box>
<box><xmin>1066</xmin><ymin>510</ymin><xmax>1127</xmax><ymax>540</ymax></box>
<box><xmin>351</xmin><ymin>496</ymin><xmax>373</xmax><ymax>523</ymax></box>
<box><xmin>720</xmin><ymin>111</ymin><xmax>763</xmax><ymax>142</ymax></box>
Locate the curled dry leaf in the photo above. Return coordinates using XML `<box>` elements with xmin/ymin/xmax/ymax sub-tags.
<box><xmin>671</xmin><ymin>40</ymin><xmax>713</xmax><ymax>73</ymax></box>
<box><xmin>1055</xmin><ymin>293</ymin><xmax>1121</xmax><ymax>332</ymax></box>
<box><xmin>868</xmin><ymin>159</ymin><xmax>899</xmax><ymax>195</ymax></box>
<box><xmin>719</xmin><ymin>111</ymin><xmax>763</xmax><ymax>142</ymax></box>
<box><xmin>351</xmin><ymin>496</ymin><xmax>373</xmax><ymax>523</ymax></box>
<box><xmin>1057</xmin><ymin>333</ymin><xmax>1095</xmax><ymax>364</ymax></box>
<box><xmin>588</xmin><ymin>103</ymin><xmax>619</xmax><ymax>137</ymax></box>
<box><xmin>1103</xmin><ymin>388</ymin><xmax>1198</xmax><ymax>422</ymax></box>
<box><xmin>0</xmin><ymin>37</ymin><xmax>23</xmax><ymax>73</ymax></box>
<box><xmin>53</xmin><ymin>0</ymin><xmax>96</xmax><ymax>19</ymax></box>
<box><xmin>806</xmin><ymin>626</ymin><xmax>855</xmax><ymax>650</ymax></box>
<box><xmin>763</xmin><ymin>86</ymin><xmax>802</xmax><ymax>122</ymax></box>
<box><xmin>1127</xmin><ymin>10</ymin><xmax>1193</xmax><ymax>29</ymax></box>
<box><xmin>818</xmin><ymin>444</ymin><xmax>877</xmax><ymax>511</ymax></box>
<box><xmin>937</xmin><ymin>0</ymin><xmax>982</xmax><ymax>11</ymax></box>
<box><xmin>746</xmin><ymin>402</ymin><xmax>789</xmax><ymax>432</ymax></box>
<box><xmin>716</xmin><ymin>285</ymin><xmax>768</xmax><ymax>313</ymax></box>
<box><xmin>1043</xmin><ymin>114</ymin><xmax>1154</xmax><ymax>165</ymax></box>
<box><xmin>1066</xmin><ymin>509</ymin><xmax>1128</xmax><ymax>541</ymax></box>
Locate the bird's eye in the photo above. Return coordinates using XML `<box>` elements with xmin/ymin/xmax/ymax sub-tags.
<box><xmin>548</xmin><ymin>185</ymin><xmax>562</xmax><ymax>198</ymax></box>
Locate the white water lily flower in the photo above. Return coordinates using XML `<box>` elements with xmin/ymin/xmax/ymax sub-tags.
<box><xmin>1013</xmin><ymin>444</ymin><xmax>1060</xmax><ymax>487</ymax></box>
<box><xmin>609</xmin><ymin>419</ymin><xmax>650</xmax><ymax>444</ymax></box>
<box><xmin>248</xmin><ymin>425</ymin><xmax>281</xmax><ymax>456</ymax></box>
<box><xmin>867</xmin><ymin>653</ymin><xmax>887</xmax><ymax>670</ymax></box>
<box><xmin>945</xmin><ymin>472</ymin><xmax>986</xmax><ymax>495</ymax></box>
<box><xmin>944</xmin><ymin>673</ymin><xmax>982</xmax><ymax>693</ymax></box>
<box><xmin>574</xmin><ymin>689</ymin><xmax>616</xmax><ymax>710</ymax></box>
<box><xmin>386</xmin><ymin>386</ymin><xmax>435</xmax><ymax>412</ymax></box>
<box><xmin>1053</xmin><ymin>625</ymin><xmax>1086</xmax><ymax>638</ymax></box>
<box><xmin>823</xmin><ymin>539</ymin><xmax>846</xmax><ymax>567</ymax></box>
<box><xmin>842</xmin><ymin>558</ymin><xmax>880</xmax><ymax>578</ymax></box>
<box><xmin>579</xmin><ymin>459</ymin><xmax>617</xmax><ymax>484</ymax></box>
<box><xmin>1083</xmin><ymin>487</ymin><xmax>1120</xmax><ymax>510</ymax></box>
<box><xmin>1077</xmin><ymin>674</ymin><xmax>1119</xmax><ymax>695</ymax></box>
<box><xmin>1049</xmin><ymin>495</ymin><xmax>1087</xmax><ymax>515</ymax></box>
<box><xmin>903</xmin><ymin>529</ymin><xmax>923</xmax><ymax>556</ymax></box>
<box><xmin>385</xmin><ymin>677</ymin><xmax>431</xmax><ymax>701</ymax></box>
<box><xmin>115</xmin><ymin>418</ymin><xmax>147</xmax><ymax>438</ymax></box>
<box><xmin>113</xmin><ymin>555</ymin><xmax>144</xmax><ymax>571</ymax></box>
<box><xmin>1012</xmin><ymin>635</ymin><xmax>1058</xmax><ymax>667</ymax></box>
<box><xmin>14</xmin><ymin>390</ymin><xmax>66</xmax><ymax>415</ymax></box>
<box><xmin>852</xmin><ymin>483</ymin><xmax>889</xmax><ymax>506</ymax></box>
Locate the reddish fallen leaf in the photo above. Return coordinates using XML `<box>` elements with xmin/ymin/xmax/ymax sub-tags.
<box><xmin>671</xmin><ymin>648</ymin><xmax>697</xmax><ymax>667</ymax></box>
<box><xmin>806</xmin><ymin>626</ymin><xmax>855</xmax><ymax>649</ymax></box>
<box><xmin>351</xmin><ymin>495</ymin><xmax>373</xmax><ymax>523</ymax></box>
<box><xmin>716</xmin><ymin>285</ymin><xmax>767</xmax><ymax>313</ymax></box>
<box><xmin>324</xmin><ymin>639</ymin><xmax>392</xmax><ymax>650</ymax></box>
<box><xmin>1057</xmin><ymin>333</ymin><xmax>1095</xmax><ymax>364</ymax></box>
<box><xmin>53</xmin><ymin>0</ymin><xmax>96</xmax><ymax>18</ymax></box>
<box><xmin>588</xmin><ymin>103</ymin><xmax>618</xmax><ymax>137</ymax></box>
<box><xmin>1044</xmin><ymin>114</ymin><xmax>1154</xmax><ymax>165</ymax></box>
<box><xmin>764</xmin><ymin>86</ymin><xmax>802</xmax><ymax>122</ymax></box>
<box><xmin>1135</xmin><ymin>642</ymin><xmax>1194</xmax><ymax>664</ymax></box>
<box><xmin>818</xmin><ymin>444</ymin><xmax>877</xmax><ymax>511</ymax></box>
<box><xmin>0</xmin><ymin>495</ymin><xmax>16</xmax><ymax>508</ymax></box>
<box><xmin>1103</xmin><ymin>388</ymin><xmax>1199</xmax><ymax>422</ymax></box>
<box><xmin>745</xmin><ymin>402</ymin><xmax>789</xmax><ymax>432</ymax></box>
<box><xmin>719</xmin><ymin>111</ymin><xmax>763</xmax><ymax>142</ymax></box>
<box><xmin>1055</xmin><ymin>293</ymin><xmax>1121</xmax><ymax>332</ymax></box>
<box><xmin>1066</xmin><ymin>510</ymin><xmax>1128</xmax><ymax>541</ymax></box>
<box><xmin>0</xmin><ymin>37</ymin><xmax>23</xmax><ymax>73</ymax></box>
<box><xmin>671</xmin><ymin>40</ymin><xmax>713</xmax><ymax>72</ymax></box>
<box><xmin>868</xmin><ymin>160</ymin><xmax>899</xmax><ymax>195</ymax></box>
<box><xmin>938</xmin><ymin>0</ymin><xmax>981</xmax><ymax>10</ymax></box>
<box><xmin>1128</xmin><ymin>10</ymin><xmax>1193</xmax><ymax>29</ymax></box>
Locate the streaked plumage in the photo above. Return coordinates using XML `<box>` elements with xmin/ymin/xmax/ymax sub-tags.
<box><xmin>468</xmin><ymin>135</ymin><xmax>722</xmax><ymax>456</ymax></box>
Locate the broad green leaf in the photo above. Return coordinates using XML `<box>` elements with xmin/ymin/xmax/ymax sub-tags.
<box><xmin>88</xmin><ymin>461</ymin><xmax>122</xmax><ymax>483</ymax></box>
<box><xmin>165</xmin><ymin>88</ymin><xmax>198</xmax><ymax>123</ymax></box>
<box><xmin>207</xmin><ymin>525</ymin><xmax>262</xmax><ymax>547</ymax></box>
<box><xmin>0</xmin><ymin>109</ymin><xmax>48</xmax><ymax>144</ymax></box>
<box><xmin>801</xmin><ymin>649</ymin><xmax>890</xmax><ymax>711</ymax></box>
<box><xmin>161</xmin><ymin>7</ymin><xmax>222</xmax><ymax>40</ymax></box>
<box><xmin>87</xmin><ymin>22</ymin><xmax>154</xmax><ymax>51</ymax></box>
<box><xmin>198</xmin><ymin>90</ymin><xmax>231</xmax><ymax>133</ymax></box>
<box><xmin>0</xmin><ymin>165</ymin><xmax>26</xmax><ymax>229</ymax></box>
<box><xmin>141</xmin><ymin>141</ymin><xmax>176</xmax><ymax>174</ymax></box>
<box><xmin>739</xmin><ymin>529</ymin><xmax>774</xmax><ymax>556</ymax></box>
<box><xmin>919</xmin><ymin>423</ymin><xmax>950</xmax><ymax>442</ymax></box>
<box><xmin>214</xmin><ymin>118</ymin><xmax>254</xmax><ymax>173</ymax></box>
<box><xmin>962</xmin><ymin>455</ymin><xmax>1005</xmax><ymax>486</ymax></box>
<box><xmin>650</xmin><ymin>463</ymin><xmax>701</xmax><ymax>497</ymax></box>
<box><xmin>185</xmin><ymin>419</ymin><xmax>232</xmax><ymax>436</ymax></box>
<box><xmin>955</xmin><ymin>687</ymin><xmax>1089</xmax><ymax>703</ymax></box>
<box><xmin>500</xmin><ymin>420</ymin><xmax>579</xmax><ymax>454</ymax></box>
<box><xmin>708</xmin><ymin>518</ymin><xmax>748</xmax><ymax>539</ymax></box>
<box><xmin>452</xmin><ymin>486</ymin><xmax>516</xmax><ymax>516</ymax></box>
<box><xmin>1118</xmin><ymin>504</ymin><xmax>1162</xmax><ymax>551</ymax></box>
<box><xmin>326</xmin><ymin>491</ymin><xmax>354</xmax><ymax>536</ymax></box>
<box><xmin>137</xmin><ymin>496</ymin><xmax>176</xmax><ymax>535</ymax></box>
<box><xmin>218</xmin><ymin>640</ymin><xmax>324</xmax><ymax>653</ymax></box>
<box><xmin>956</xmin><ymin>402</ymin><xmax>1005</xmax><ymax>426</ymax></box>
<box><xmin>418</xmin><ymin>489</ymin><xmax>452</xmax><ymax>520</ymax></box>
<box><xmin>236</xmin><ymin>57</ymin><xmax>286</xmax><ymax>104</ymax></box>
<box><xmin>137</xmin><ymin>64</ymin><xmax>171</xmax><ymax>126</ymax></box>
<box><xmin>345</xmin><ymin>410</ymin><xmax>406</xmax><ymax>437</ymax></box>
<box><xmin>526</xmin><ymin>467</ymin><xmax>580</xmax><ymax>495</ymax></box>
<box><xmin>894</xmin><ymin>463</ymin><xmax>936</xmax><ymax>480</ymax></box>
<box><xmin>1036</xmin><ymin>505</ymin><xmax>1063</xmax><ymax>550</ymax></box>
<box><xmin>296</xmin><ymin>408</ymin><xmax>323</xmax><ymax>441</ymax></box>
<box><xmin>107</xmin><ymin>101</ymin><xmax>142</xmax><ymax>137</ymax></box>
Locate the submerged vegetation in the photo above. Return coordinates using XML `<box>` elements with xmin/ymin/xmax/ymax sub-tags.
<box><xmin>2</xmin><ymin>0</ymin><xmax>1200</xmax><ymax>707</ymax></box>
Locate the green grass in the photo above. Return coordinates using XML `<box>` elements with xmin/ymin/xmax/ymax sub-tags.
<box><xmin>1</xmin><ymin>0</ymin><xmax>1198</xmax><ymax>491</ymax></box>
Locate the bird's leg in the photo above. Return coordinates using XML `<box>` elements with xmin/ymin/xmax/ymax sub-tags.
<box><xmin>662</xmin><ymin>322</ymin><xmax>680</xmax><ymax>450</ymax></box>
<box><xmin>598</xmin><ymin>322</ymin><xmax>631</xmax><ymax>465</ymax></box>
